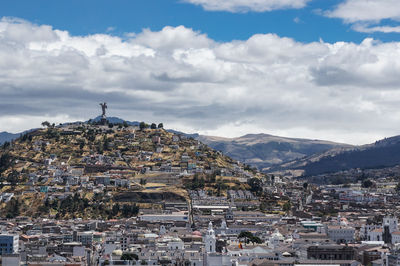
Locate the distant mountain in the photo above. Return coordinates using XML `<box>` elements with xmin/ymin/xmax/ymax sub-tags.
<box><xmin>0</xmin><ymin>129</ymin><xmax>38</xmax><ymax>145</ymax></box>
<box><xmin>89</xmin><ymin>116</ymin><xmax>140</xmax><ymax>126</ymax></box>
<box><xmin>166</xmin><ymin>129</ymin><xmax>199</xmax><ymax>140</ymax></box>
<box><xmin>197</xmin><ymin>133</ymin><xmax>351</xmax><ymax>170</ymax></box>
<box><xmin>0</xmin><ymin>132</ymin><xmax>20</xmax><ymax>145</ymax></box>
<box><xmin>272</xmin><ymin>135</ymin><xmax>400</xmax><ymax>176</ymax></box>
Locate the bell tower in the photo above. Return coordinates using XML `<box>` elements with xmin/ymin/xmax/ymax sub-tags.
<box><xmin>205</xmin><ymin>221</ymin><xmax>216</xmax><ymax>253</ymax></box>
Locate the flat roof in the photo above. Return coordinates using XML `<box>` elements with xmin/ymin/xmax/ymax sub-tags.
<box><xmin>192</xmin><ymin>205</ymin><xmax>230</xmax><ymax>209</ymax></box>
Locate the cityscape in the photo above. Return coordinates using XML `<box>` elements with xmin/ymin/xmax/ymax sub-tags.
<box><xmin>2</xmin><ymin>0</ymin><xmax>400</xmax><ymax>266</ymax></box>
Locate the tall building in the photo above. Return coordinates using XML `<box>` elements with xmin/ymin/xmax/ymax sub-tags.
<box><xmin>0</xmin><ymin>234</ymin><xmax>19</xmax><ymax>255</ymax></box>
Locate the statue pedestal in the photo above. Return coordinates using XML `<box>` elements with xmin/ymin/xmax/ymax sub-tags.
<box><xmin>100</xmin><ymin>115</ymin><xmax>108</xmax><ymax>125</ymax></box>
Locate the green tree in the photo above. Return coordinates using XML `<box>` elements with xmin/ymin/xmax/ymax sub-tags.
<box><xmin>283</xmin><ymin>201</ymin><xmax>291</xmax><ymax>212</ymax></box>
<box><xmin>238</xmin><ymin>231</ymin><xmax>262</xmax><ymax>244</ymax></box>
<box><xmin>157</xmin><ymin>123</ymin><xmax>163</xmax><ymax>129</ymax></box>
<box><xmin>41</xmin><ymin>121</ymin><xmax>51</xmax><ymax>128</ymax></box>
<box><xmin>150</xmin><ymin>123</ymin><xmax>157</xmax><ymax>129</ymax></box>
<box><xmin>112</xmin><ymin>203</ymin><xmax>120</xmax><ymax>216</ymax></box>
<box><xmin>44</xmin><ymin>198</ymin><xmax>50</xmax><ymax>207</ymax></box>
<box><xmin>79</xmin><ymin>140</ymin><xmax>85</xmax><ymax>150</ymax></box>
<box><xmin>139</xmin><ymin>122</ymin><xmax>148</xmax><ymax>130</ymax></box>
<box><xmin>248</xmin><ymin>178</ymin><xmax>263</xmax><ymax>196</ymax></box>
<box><xmin>121</xmin><ymin>253</ymin><xmax>138</xmax><ymax>261</ymax></box>
<box><xmin>103</xmin><ymin>136</ymin><xmax>110</xmax><ymax>151</ymax></box>
<box><xmin>21</xmin><ymin>133</ymin><xmax>28</xmax><ymax>142</ymax></box>
<box><xmin>121</xmin><ymin>204</ymin><xmax>139</xmax><ymax>217</ymax></box>
<box><xmin>259</xmin><ymin>201</ymin><xmax>269</xmax><ymax>212</ymax></box>
<box><xmin>0</xmin><ymin>153</ymin><xmax>13</xmax><ymax>173</ymax></box>
<box><xmin>2</xmin><ymin>141</ymin><xmax>10</xmax><ymax>149</ymax></box>
<box><xmin>208</xmin><ymin>172</ymin><xmax>217</xmax><ymax>183</ymax></box>
<box><xmin>7</xmin><ymin>170</ymin><xmax>19</xmax><ymax>187</ymax></box>
<box><xmin>5</xmin><ymin>198</ymin><xmax>20</xmax><ymax>218</ymax></box>
<box><xmin>396</xmin><ymin>181</ymin><xmax>400</xmax><ymax>191</ymax></box>
<box><xmin>362</xmin><ymin>179</ymin><xmax>374</xmax><ymax>188</ymax></box>
<box><xmin>38</xmin><ymin>204</ymin><xmax>50</xmax><ymax>214</ymax></box>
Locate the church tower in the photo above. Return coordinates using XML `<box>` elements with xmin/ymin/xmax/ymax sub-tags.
<box><xmin>205</xmin><ymin>221</ymin><xmax>216</xmax><ymax>253</ymax></box>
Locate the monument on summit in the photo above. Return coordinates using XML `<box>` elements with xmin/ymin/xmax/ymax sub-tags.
<box><xmin>99</xmin><ymin>102</ymin><xmax>108</xmax><ymax>124</ymax></box>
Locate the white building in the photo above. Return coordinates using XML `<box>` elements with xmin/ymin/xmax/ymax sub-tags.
<box><xmin>205</xmin><ymin>222</ymin><xmax>216</xmax><ymax>253</ymax></box>
<box><xmin>327</xmin><ymin>226</ymin><xmax>355</xmax><ymax>243</ymax></box>
<box><xmin>167</xmin><ymin>238</ymin><xmax>185</xmax><ymax>250</ymax></box>
<box><xmin>139</xmin><ymin>211</ymin><xmax>188</xmax><ymax>222</ymax></box>
<box><xmin>268</xmin><ymin>229</ymin><xmax>284</xmax><ymax>247</ymax></box>
<box><xmin>1</xmin><ymin>254</ymin><xmax>20</xmax><ymax>266</ymax></box>
<box><xmin>368</xmin><ymin>228</ymin><xmax>383</xmax><ymax>242</ymax></box>
<box><xmin>392</xmin><ymin>232</ymin><xmax>400</xmax><ymax>245</ymax></box>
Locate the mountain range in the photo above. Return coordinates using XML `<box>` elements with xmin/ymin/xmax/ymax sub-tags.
<box><xmin>272</xmin><ymin>135</ymin><xmax>400</xmax><ymax>176</ymax></box>
<box><xmin>197</xmin><ymin>134</ymin><xmax>351</xmax><ymax>171</ymax></box>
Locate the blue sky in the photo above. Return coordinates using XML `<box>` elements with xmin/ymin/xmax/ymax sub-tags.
<box><xmin>2</xmin><ymin>0</ymin><xmax>400</xmax><ymax>144</ymax></box>
<box><xmin>1</xmin><ymin>0</ymin><xmax>399</xmax><ymax>44</ymax></box>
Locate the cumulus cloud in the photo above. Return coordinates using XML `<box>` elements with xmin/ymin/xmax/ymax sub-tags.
<box><xmin>181</xmin><ymin>0</ymin><xmax>310</xmax><ymax>13</ymax></box>
<box><xmin>1</xmin><ymin>18</ymin><xmax>400</xmax><ymax>144</ymax></box>
<box><xmin>326</xmin><ymin>0</ymin><xmax>400</xmax><ymax>33</ymax></box>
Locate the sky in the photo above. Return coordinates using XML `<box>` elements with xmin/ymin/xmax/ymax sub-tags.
<box><xmin>1</xmin><ymin>0</ymin><xmax>400</xmax><ymax>144</ymax></box>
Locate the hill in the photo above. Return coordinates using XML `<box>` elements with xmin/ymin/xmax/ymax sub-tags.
<box><xmin>271</xmin><ymin>135</ymin><xmax>400</xmax><ymax>177</ymax></box>
<box><xmin>197</xmin><ymin>133</ymin><xmax>351</xmax><ymax>170</ymax></box>
<box><xmin>0</xmin><ymin>118</ymin><xmax>140</xmax><ymax>145</ymax></box>
<box><xmin>0</xmin><ymin>122</ymin><xmax>260</xmax><ymax>219</ymax></box>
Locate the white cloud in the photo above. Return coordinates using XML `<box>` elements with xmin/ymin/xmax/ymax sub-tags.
<box><xmin>352</xmin><ymin>24</ymin><xmax>400</xmax><ymax>33</ymax></box>
<box><xmin>2</xmin><ymin>18</ymin><xmax>400</xmax><ymax>144</ymax></box>
<box><xmin>182</xmin><ymin>0</ymin><xmax>310</xmax><ymax>12</ymax></box>
<box><xmin>326</xmin><ymin>0</ymin><xmax>400</xmax><ymax>33</ymax></box>
<box><xmin>106</xmin><ymin>26</ymin><xmax>115</xmax><ymax>32</ymax></box>
<box><xmin>326</xmin><ymin>0</ymin><xmax>400</xmax><ymax>23</ymax></box>
<box><xmin>293</xmin><ymin>17</ymin><xmax>301</xmax><ymax>24</ymax></box>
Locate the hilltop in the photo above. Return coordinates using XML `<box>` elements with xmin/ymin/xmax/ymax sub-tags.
<box><xmin>0</xmin><ymin>119</ymin><xmax>352</xmax><ymax>171</ymax></box>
